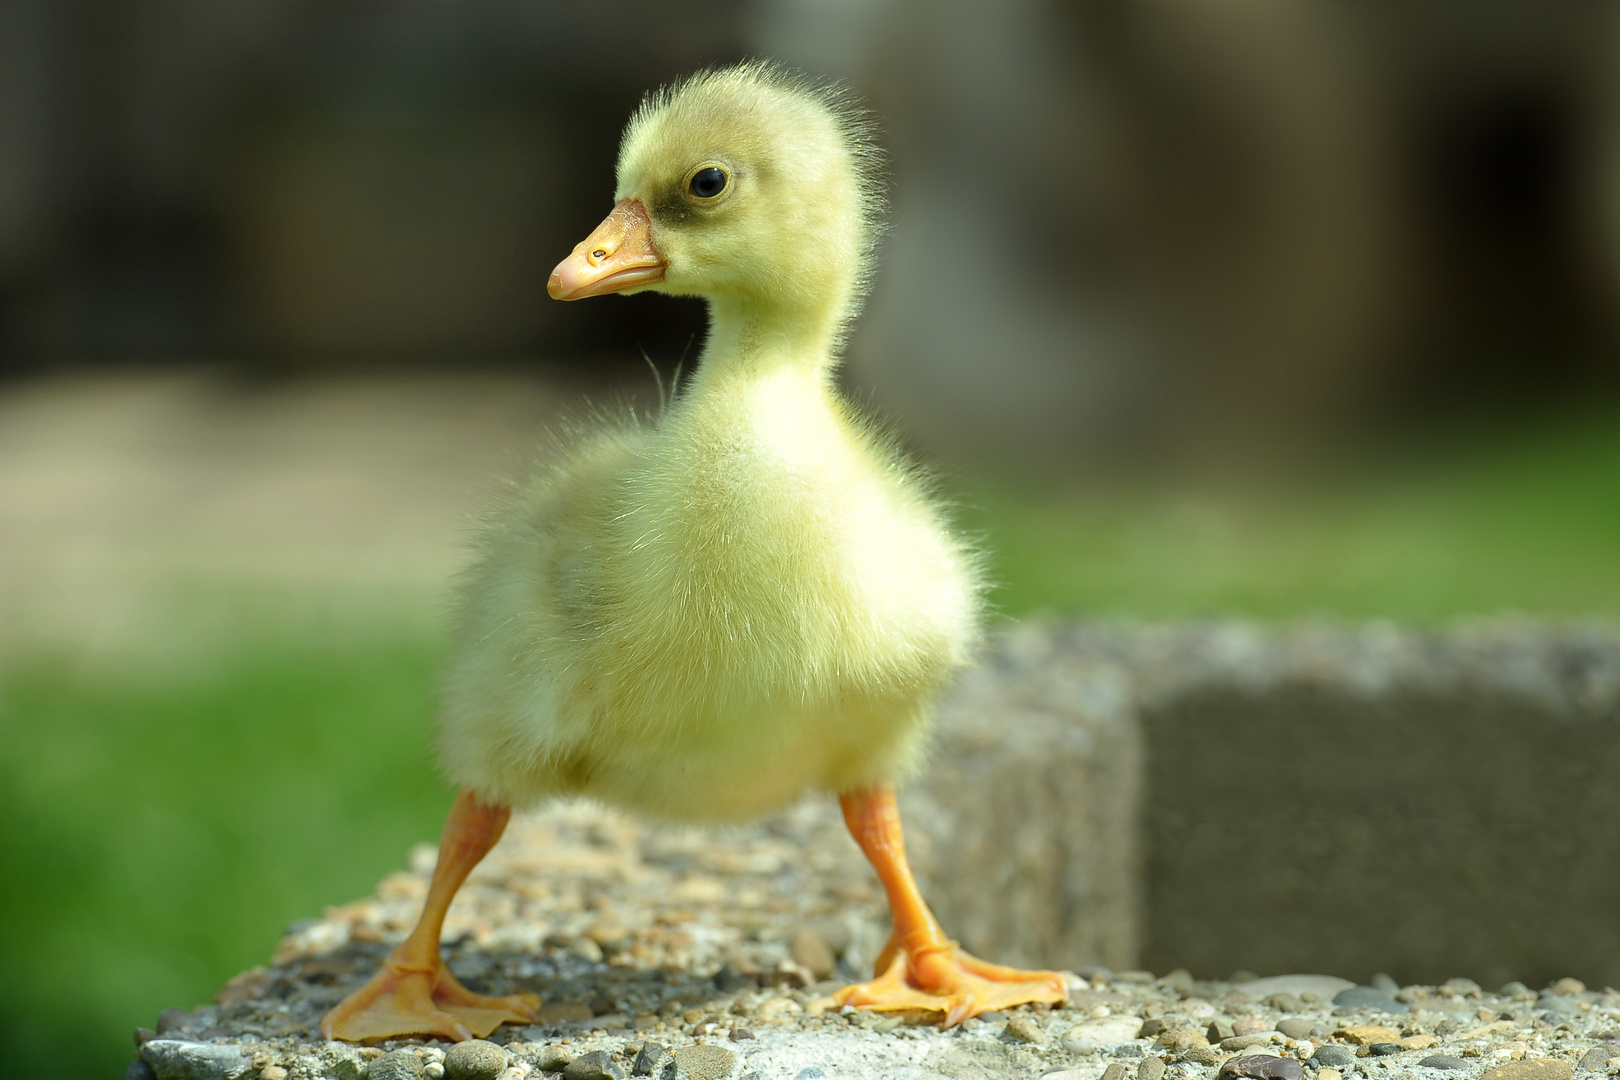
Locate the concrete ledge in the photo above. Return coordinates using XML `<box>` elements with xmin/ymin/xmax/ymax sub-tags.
<box><xmin>130</xmin><ymin>620</ymin><xmax>1620</xmax><ymax>1080</ymax></box>
<box><xmin>909</xmin><ymin>621</ymin><xmax>1620</xmax><ymax>988</ymax></box>
<box><xmin>1063</xmin><ymin>621</ymin><xmax>1620</xmax><ymax>988</ymax></box>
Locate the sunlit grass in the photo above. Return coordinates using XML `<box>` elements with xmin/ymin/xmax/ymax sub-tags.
<box><xmin>0</xmin><ymin>625</ymin><xmax>454</xmax><ymax>1080</ymax></box>
<box><xmin>963</xmin><ymin>414</ymin><xmax>1620</xmax><ymax>621</ymax></box>
<box><xmin>4</xmin><ymin>412</ymin><xmax>1620</xmax><ymax>1079</ymax></box>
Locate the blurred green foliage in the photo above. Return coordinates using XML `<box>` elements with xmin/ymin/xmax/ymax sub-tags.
<box><xmin>965</xmin><ymin>414</ymin><xmax>1620</xmax><ymax>621</ymax></box>
<box><xmin>0</xmin><ymin>630</ymin><xmax>453</xmax><ymax>1080</ymax></box>
<box><xmin>3</xmin><ymin>412</ymin><xmax>1619</xmax><ymax>1079</ymax></box>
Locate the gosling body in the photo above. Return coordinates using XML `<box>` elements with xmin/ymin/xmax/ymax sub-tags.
<box><xmin>319</xmin><ymin>64</ymin><xmax>1064</xmax><ymax>1045</ymax></box>
<box><xmin>441</xmin><ymin>328</ymin><xmax>980</xmax><ymax>822</ymax></box>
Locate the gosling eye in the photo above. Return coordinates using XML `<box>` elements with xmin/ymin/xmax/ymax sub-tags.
<box><xmin>688</xmin><ymin>166</ymin><xmax>729</xmax><ymax>200</ymax></box>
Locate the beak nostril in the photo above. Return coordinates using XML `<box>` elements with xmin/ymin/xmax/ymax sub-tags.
<box><xmin>551</xmin><ymin>199</ymin><xmax>662</xmax><ymax>299</ymax></box>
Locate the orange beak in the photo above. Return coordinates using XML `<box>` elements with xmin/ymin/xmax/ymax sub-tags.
<box><xmin>548</xmin><ymin>199</ymin><xmax>667</xmax><ymax>300</ymax></box>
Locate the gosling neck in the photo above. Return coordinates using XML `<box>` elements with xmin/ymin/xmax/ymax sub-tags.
<box><xmin>687</xmin><ymin>291</ymin><xmax>851</xmax><ymax>392</ymax></box>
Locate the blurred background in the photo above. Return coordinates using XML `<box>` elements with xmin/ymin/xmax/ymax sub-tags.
<box><xmin>6</xmin><ymin>1</ymin><xmax>1620</xmax><ymax>1076</ymax></box>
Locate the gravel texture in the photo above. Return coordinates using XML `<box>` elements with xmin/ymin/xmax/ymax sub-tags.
<box><xmin>133</xmin><ymin>799</ymin><xmax>1620</xmax><ymax>1080</ymax></box>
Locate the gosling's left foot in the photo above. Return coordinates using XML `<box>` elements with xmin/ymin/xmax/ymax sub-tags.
<box><xmin>320</xmin><ymin>957</ymin><xmax>539</xmax><ymax>1043</ymax></box>
<box><xmin>828</xmin><ymin>940</ymin><xmax>1068</xmax><ymax>1026</ymax></box>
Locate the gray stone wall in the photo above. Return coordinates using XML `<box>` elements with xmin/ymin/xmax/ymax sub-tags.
<box><xmin>907</xmin><ymin>622</ymin><xmax>1620</xmax><ymax>988</ymax></box>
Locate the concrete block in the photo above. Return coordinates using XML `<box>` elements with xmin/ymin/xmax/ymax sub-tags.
<box><xmin>970</xmin><ymin>621</ymin><xmax>1620</xmax><ymax>988</ymax></box>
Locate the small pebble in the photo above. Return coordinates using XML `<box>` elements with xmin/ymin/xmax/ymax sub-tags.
<box><xmin>1209</xmin><ymin>1021</ymin><xmax>1237</xmax><ymax>1042</ymax></box>
<box><xmin>369</xmin><ymin>1050</ymin><xmax>425</xmax><ymax>1080</ymax></box>
<box><xmin>1341</xmin><ymin>1026</ymin><xmax>1402</xmax><ymax>1046</ymax></box>
<box><xmin>632</xmin><ymin>1043</ymin><xmax>671</xmax><ymax>1076</ymax></box>
<box><xmin>755</xmin><ymin>998</ymin><xmax>799</xmax><ymax>1022</ymax></box>
<box><xmin>669</xmin><ymin>1045</ymin><xmax>735</xmax><ymax>1080</ymax></box>
<box><xmin>534</xmin><ymin>1048</ymin><xmax>573</xmax><ymax>1073</ymax></box>
<box><xmin>1500</xmin><ymin>983</ymin><xmax>1533</xmax><ymax>999</ymax></box>
<box><xmin>1102</xmin><ymin>1064</ymin><xmax>1127</xmax><ymax>1080</ymax></box>
<box><xmin>1443</xmin><ymin>979</ymin><xmax>1482</xmax><ymax>996</ymax></box>
<box><xmin>1480</xmin><ymin>1061</ymin><xmax>1573</xmax><ymax>1080</ymax></box>
<box><xmin>1006</xmin><ymin>1016</ymin><xmax>1047</xmax><ymax>1044</ymax></box>
<box><xmin>1138</xmin><ymin>1056</ymin><xmax>1167</xmax><ymax>1080</ymax></box>
<box><xmin>1222</xmin><ymin>1036</ymin><xmax>1273</xmax><ymax>1052</ymax></box>
<box><xmin>1318</xmin><ymin>1071</ymin><xmax>1342</xmax><ymax>1080</ymax></box>
<box><xmin>1218</xmin><ymin>1054</ymin><xmax>1303</xmax><ymax>1080</ymax></box>
<box><xmin>140</xmin><ymin>1040</ymin><xmax>253</xmax><ymax>1080</ymax></box>
<box><xmin>1311</xmin><ymin>1046</ymin><xmax>1355</xmax><ymax>1069</ymax></box>
<box><xmin>1276</xmin><ymin>1019</ymin><xmax>1315</xmax><ymax>1040</ymax></box>
<box><xmin>133</xmin><ymin>1028</ymin><xmax>157</xmax><ymax>1048</ymax></box>
<box><xmin>124</xmin><ymin>1062</ymin><xmax>157</xmax><ymax>1080</ymax></box>
<box><xmin>713</xmin><ymin>964</ymin><xmax>756</xmax><ymax>993</ymax></box>
<box><xmin>1579</xmin><ymin>1048</ymin><xmax>1610</xmax><ymax>1072</ymax></box>
<box><xmin>1372</xmin><ymin>974</ymin><xmax>1400</xmax><ymax>994</ymax></box>
<box><xmin>1368</xmin><ymin>1043</ymin><xmax>1402</xmax><ymax>1056</ymax></box>
<box><xmin>790</xmin><ymin>928</ymin><xmax>836</xmax><ymax>980</ymax></box>
<box><xmin>1161</xmin><ymin>970</ymin><xmax>1196</xmax><ymax>995</ymax></box>
<box><xmin>1421</xmin><ymin>1056</ymin><xmax>1472</xmax><ymax>1070</ymax></box>
<box><xmin>260</xmin><ymin>1069</ymin><xmax>288</xmax><ymax>1080</ymax></box>
<box><xmin>1183</xmin><ymin>1048</ymin><xmax>1219</xmax><ymax>1066</ymax></box>
<box><xmin>1550</xmin><ymin>979</ymin><xmax>1587</xmax><ymax>997</ymax></box>
<box><xmin>1157</xmin><ymin>1027</ymin><xmax>1210</xmax><ymax>1053</ymax></box>
<box><xmin>444</xmin><ymin>1040</ymin><xmax>508</xmax><ymax>1080</ymax></box>
<box><xmin>728</xmin><ymin>1028</ymin><xmax>755</xmax><ymax>1042</ymax></box>
<box><xmin>566</xmin><ymin>937</ymin><xmax>604</xmax><ymax>963</ymax></box>
<box><xmin>562</xmin><ymin>1051</ymin><xmax>624</xmax><ymax>1080</ymax></box>
<box><xmin>425</xmin><ymin>1067</ymin><xmax>443</xmax><ymax>1080</ymax></box>
<box><xmin>586</xmin><ymin>923</ymin><xmax>628</xmax><ymax>952</ymax></box>
<box><xmin>1234</xmin><ymin>1019</ymin><xmax>1272</xmax><ymax>1037</ymax></box>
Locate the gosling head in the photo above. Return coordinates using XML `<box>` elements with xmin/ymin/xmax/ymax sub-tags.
<box><xmin>548</xmin><ymin>62</ymin><xmax>881</xmax><ymax>328</ymax></box>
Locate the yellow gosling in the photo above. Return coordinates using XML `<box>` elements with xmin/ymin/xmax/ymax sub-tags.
<box><xmin>321</xmin><ymin>62</ymin><xmax>1066</xmax><ymax>1043</ymax></box>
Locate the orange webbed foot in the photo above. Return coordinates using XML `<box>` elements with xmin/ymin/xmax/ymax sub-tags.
<box><xmin>828</xmin><ymin>940</ymin><xmax>1068</xmax><ymax>1027</ymax></box>
<box><xmin>321</xmin><ymin>959</ymin><xmax>539</xmax><ymax>1043</ymax></box>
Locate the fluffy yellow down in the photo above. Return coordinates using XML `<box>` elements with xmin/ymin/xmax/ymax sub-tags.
<box><xmin>438</xmin><ymin>63</ymin><xmax>982</xmax><ymax>823</ymax></box>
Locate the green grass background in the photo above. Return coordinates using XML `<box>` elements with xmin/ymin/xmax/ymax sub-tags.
<box><xmin>4</xmin><ymin>412</ymin><xmax>1620</xmax><ymax>1079</ymax></box>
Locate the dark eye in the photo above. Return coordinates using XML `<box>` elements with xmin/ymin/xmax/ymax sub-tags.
<box><xmin>688</xmin><ymin>166</ymin><xmax>729</xmax><ymax>200</ymax></box>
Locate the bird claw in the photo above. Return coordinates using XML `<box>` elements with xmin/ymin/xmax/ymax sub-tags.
<box><xmin>320</xmin><ymin>959</ymin><xmax>539</xmax><ymax>1043</ymax></box>
<box><xmin>829</xmin><ymin>943</ymin><xmax>1068</xmax><ymax>1026</ymax></box>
